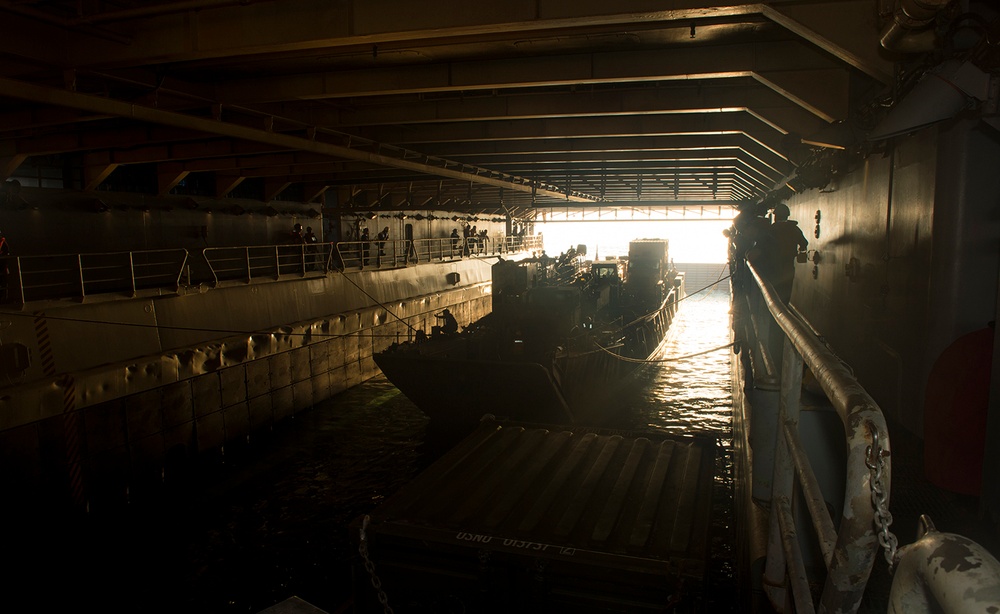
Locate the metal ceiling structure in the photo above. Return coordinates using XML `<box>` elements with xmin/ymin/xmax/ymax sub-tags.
<box><xmin>0</xmin><ymin>1</ymin><xmax>908</xmax><ymax>219</ymax></box>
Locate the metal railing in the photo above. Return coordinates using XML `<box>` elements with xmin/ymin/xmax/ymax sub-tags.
<box><xmin>505</xmin><ymin>234</ymin><xmax>543</xmax><ymax>254</ymax></box>
<box><xmin>736</xmin><ymin>260</ymin><xmax>891</xmax><ymax>613</ymax></box>
<box><xmin>410</xmin><ymin>237</ymin><xmax>465</xmax><ymax>263</ymax></box>
<box><xmin>335</xmin><ymin>234</ymin><xmax>543</xmax><ymax>270</ymax></box>
<box><xmin>7</xmin><ymin>249</ymin><xmax>188</xmax><ymax>303</ymax></box>
<box><xmin>335</xmin><ymin>239</ymin><xmax>414</xmax><ymax>270</ymax></box>
<box><xmin>202</xmin><ymin>243</ymin><xmax>333</xmax><ymax>285</ymax></box>
<box><xmin>0</xmin><ymin>234</ymin><xmax>545</xmax><ymax>305</ymax></box>
<box><xmin>737</xmin><ymin>259</ymin><xmax>1000</xmax><ymax>613</ymax></box>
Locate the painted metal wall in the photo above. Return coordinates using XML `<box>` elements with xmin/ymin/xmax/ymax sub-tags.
<box><xmin>786</xmin><ymin>118</ymin><xmax>1000</xmax><ymax>491</ymax></box>
<box><xmin>0</xmin><ymin>257</ymin><xmax>498</xmax><ymax>512</ymax></box>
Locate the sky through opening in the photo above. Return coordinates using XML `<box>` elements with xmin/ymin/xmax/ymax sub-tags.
<box><xmin>535</xmin><ymin>220</ymin><xmax>733</xmax><ymax>264</ymax></box>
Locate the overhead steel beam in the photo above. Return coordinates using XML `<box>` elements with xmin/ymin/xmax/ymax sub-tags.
<box><xmin>218</xmin><ymin>40</ymin><xmax>849</xmax><ymax>121</ymax></box>
<box><xmin>70</xmin><ymin>0</ymin><xmax>284</xmax><ymax>25</ymax></box>
<box><xmin>333</xmin><ymin>172</ymin><xmax>763</xmax><ymax>204</ymax></box>
<box><xmin>0</xmin><ymin>76</ymin><xmax>604</xmax><ymax>202</ymax></box>
<box><xmin>754</xmin><ymin>69</ymin><xmax>849</xmax><ymax>123</ymax></box>
<box><xmin>27</xmin><ymin>2</ymin><xmax>784</xmax><ymax>67</ymax></box>
<box><xmin>763</xmin><ymin>1</ymin><xmax>892</xmax><ymax>84</ymax></box>
<box><xmin>354</xmin><ymin>111</ymin><xmax>790</xmax><ymax>159</ymax></box>
<box><xmin>2</xmin><ymin>125</ymin><xmax>215</xmax><ymax>157</ymax></box>
<box><xmin>289</xmin><ymin>81</ymin><xmax>828</xmax><ymax>137</ymax></box>
<box><xmin>414</xmin><ymin>133</ymin><xmax>786</xmax><ymax>159</ymax></box>
<box><xmin>459</xmin><ymin>149</ymin><xmax>756</xmax><ymax>164</ymax></box>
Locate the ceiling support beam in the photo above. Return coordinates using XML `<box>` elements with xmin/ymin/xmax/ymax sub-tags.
<box><xmin>352</xmin><ymin>111</ymin><xmax>789</xmax><ymax>159</ymax></box>
<box><xmin>0</xmin><ymin>76</ymin><xmax>605</xmax><ymax>203</ymax></box>
<box><xmin>0</xmin><ymin>154</ymin><xmax>27</xmax><ymax>183</ymax></box>
<box><xmin>82</xmin><ymin>151</ymin><xmax>118</xmax><ymax>191</ymax></box>
<box><xmin>157</xmin><ymin>164</ymin><xmax>190</xmax><ymax>196</ymax></box>
<box><xmin>25</xmin><ymin>2</ymin><xmax>844</xmax><ymax>70</ymax></box>
<box><xmin>319</xmin><ymin>81</ymin><xmax>819</xmax><ymax>130</ymax></box>
<box><xmin>763</xmin><ymin>1</ymin><xmax>892</xmax><ymax>84</ymax></box>
<box><xmin>264</xmin><ymin>179</ymin><xmax>292</xmax><ymax>203</ymax></box>
<box><xmin>216</xmin><ymin>173</ymin><xmax>246</xmax><ymax>199</ymax></box>
<box><xmin>219</xmin><ymin>40</ymin><xmax>849</xmax><ymax>122</ymax></box>
<box><xmin>302</xmin><ymin>183</ymin><xmax>330</xmax><ymax>204</ymax></box>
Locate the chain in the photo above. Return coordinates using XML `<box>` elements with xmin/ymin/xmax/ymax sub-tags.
<box><xmin>359</xmin><ymin>515</ymin><xmax>394</xmax><ymax>614</ymax></box>
<box><xmin>865</xmin><ymin>425</ymin><xmax>899</xmax><ymax>573</ymax></box>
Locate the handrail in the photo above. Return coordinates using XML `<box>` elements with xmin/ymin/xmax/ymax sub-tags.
<box><xmin>8</xmin><ymin>248</ymin><xmax>188</xmax><ymax>303</ymax></box>
<box><xmin>333</xmin><ymin>239</ymin><xmax>413</xmax><ymax>270</ymax></box>
<box><xmin>747</xmin><ymin>263</ymin><xmax>1000</xmax><ymax>614</ymax></box>
<box><xmin>0</xmin><ymin>235</ymin><xmax>544</xmax><ymax>305</ymax></box>
<box><xmin>740</xmin><ymin>260</ymin><xmax>890</xmax><ymax>613</ymax></box>
<box><xmin>203</xmin><ymin>242</ymin><xmax>331</xmax><ymax>285</ymax></box>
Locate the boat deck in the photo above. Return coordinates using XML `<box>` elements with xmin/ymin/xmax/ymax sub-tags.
<box><xmin>350</xmin><ymin>418</ymin><xmax>717</xmax><ymax>613</ymax></box>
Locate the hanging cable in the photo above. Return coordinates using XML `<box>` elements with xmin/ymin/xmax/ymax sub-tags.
<box><xmin>584</xmin><ymin>267</ymin><xmax>734</xmax><ymax>364</ymax></box>
<box><xmin>675</xmin><ymin>270</ymin><xmax>732</xmax><ymax>305</ymax></box>
<box><xmin>334</xmin><ymin>267</ymin><xmax>420</xmax><ymax>334</ymax></box>
<box><xmin>593</xmin><ymin>341</ymin><xmax>735</xmax><ymax>365</ymax></box>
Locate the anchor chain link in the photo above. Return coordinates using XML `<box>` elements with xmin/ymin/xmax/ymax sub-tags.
<box><xmin>865</xmin><ymin>427</ymin><xmax>899</xmax><ymax>573</ymax></box>
<box><xmin>359</xmin><ymin>514</ymin><xmax>394</xmax><ymax>614</ymax></box>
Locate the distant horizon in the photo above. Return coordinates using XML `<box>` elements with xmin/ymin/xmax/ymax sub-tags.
<box><xmin>535</xmin><ymin>220</ymin><xmax>732</xmax><ymax>264</ymax></box>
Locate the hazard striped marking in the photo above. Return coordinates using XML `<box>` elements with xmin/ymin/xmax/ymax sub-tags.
<box><xmin>34</xmin><ymin>313</ymin><xmax>85</xmax><ymax>508</ymax></box>
<box><xmin>33</xmin><ymin>311</ymin><xmax>56</xmax><ymax>377</ymax></box>
<box><xmin>62</xmin><ymin>375</ymin><xmax>85</xmax><ymax>509</ymax></box>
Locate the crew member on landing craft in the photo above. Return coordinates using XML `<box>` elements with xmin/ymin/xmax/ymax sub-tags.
<box><xmin>432</xmin><ymin>308</ymin><xmax>459</xmax><ymax>336</ymax></box>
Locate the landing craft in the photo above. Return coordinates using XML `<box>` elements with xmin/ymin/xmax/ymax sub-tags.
<box><xmin>374</xmin><ymin>239</ymin><xmax>682</xmax><ymax>426</ymax></box>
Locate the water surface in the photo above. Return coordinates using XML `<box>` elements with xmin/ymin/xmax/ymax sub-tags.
<box><xmin>14</xmin><ymin>290</ymin><xmax>736</xmax><ymax>613</ymax></box>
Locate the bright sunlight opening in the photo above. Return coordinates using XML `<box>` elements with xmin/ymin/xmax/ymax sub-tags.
<box><xmin>535</xmin><ymin>220</ymin><xmax>733</xmax><ymax>264</ymax></box>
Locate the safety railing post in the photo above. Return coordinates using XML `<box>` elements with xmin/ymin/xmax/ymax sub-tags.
<box><xmin>335</xmin><ymin>244</ymin><xmax>346</xmax><ymax>270</ymax></box>
<box><xmin>13</xmin><ymin>256</ymin><xmax>22</xmax><ymax>303</ymax></box>
<box><xmin>747</xmin><ymin>284</ymin><xmax>780</xmax><ymax>503</ymax></box>
<box><xmin>323</xmin><ymin>243</ymin><xmax>334</xmax><ymax>272</ymax></box>
<box><xmin>763</xmin><ymin>336</ymin><xmax>805</xmax><ymax>612</ymax></box>
<box><xmin>128</xmin><ymin>251</ymin><xmax>137</xmax><ymax>297</ymax></box>
<box><xmin>202</xmin><ymin>248</ymin><xmax>219</xmax><ymax>286</ymax></box>
<box><xmin>77</xmin><ymin>253</ymin><xmax>86</xmax><ymax>300</ymax></box>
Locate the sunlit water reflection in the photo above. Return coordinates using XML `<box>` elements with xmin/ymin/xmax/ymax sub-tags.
<box><xmin>626</xmin><ymin>289</ymin><xmax>737</xmax><ymax>611</ymax></box>
<box><xmin>25</xmin><ymin>286</ymin><xmax>737</xmax><ymax>614</ymax></box>
<box><xmin>628</xmin><ymin>289</ymin><xmax>734</xmax><ymax>435</ymax></box>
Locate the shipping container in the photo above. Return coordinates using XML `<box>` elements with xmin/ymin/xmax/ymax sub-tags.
<box><xmin>351</xmin><ymin>417</ymin><xmax>717</xmax><ymax>612</ymax></box>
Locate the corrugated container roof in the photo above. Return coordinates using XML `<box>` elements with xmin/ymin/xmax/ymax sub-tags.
<box><xmin>360</xmin><ymin>418</ymin><xmax>717</xmax><ymax>582</ymax></box>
